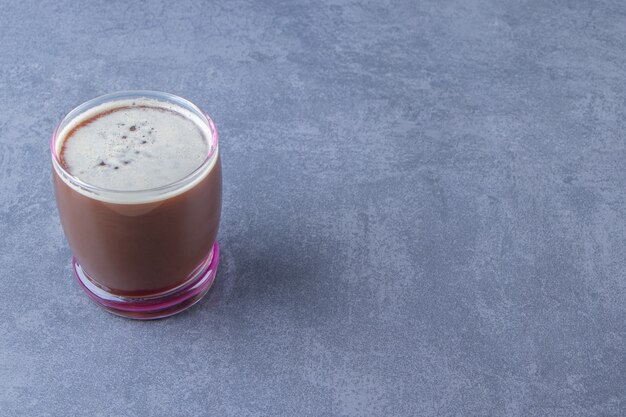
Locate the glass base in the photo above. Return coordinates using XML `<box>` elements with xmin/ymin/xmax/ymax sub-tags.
<box><xmin>73</xmin><ymin>242</ymin><xmax>220</xmax><ymax>320</ymax></box>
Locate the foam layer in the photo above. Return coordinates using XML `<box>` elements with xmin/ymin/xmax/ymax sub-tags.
<box><xmin>55</xmin><ymin>97</ymin><xmax>217</xmax><ymax>203</ymax></box>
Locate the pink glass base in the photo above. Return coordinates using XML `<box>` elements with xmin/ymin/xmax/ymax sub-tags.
<box><xmin>73</xmin><ymin>242</ymin><xmax>219</xmax><ymax>320</ymax></box>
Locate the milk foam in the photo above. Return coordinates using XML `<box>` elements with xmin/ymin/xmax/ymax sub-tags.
<box><xmin>55</xmin><ymin>98</ymin><xmax>217</xmax><ymax>204</ymax></box>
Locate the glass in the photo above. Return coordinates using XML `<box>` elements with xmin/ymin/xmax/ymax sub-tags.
<box><xmin>51</xmin><ymin>91</ymin><xmax>222</xmax><ymax>319</ymax></box>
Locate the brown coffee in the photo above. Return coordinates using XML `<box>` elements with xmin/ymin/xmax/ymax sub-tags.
<box><xmin>53</xmin><ymin>97</ymin><xmax>221</xmax><ymax>297</ymax></box>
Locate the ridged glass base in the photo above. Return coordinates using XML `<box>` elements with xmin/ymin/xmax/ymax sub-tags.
<box><xmin>73</xmin><ymin>242</ymin><xmax>219</xmax><ymax>320</ymax></box>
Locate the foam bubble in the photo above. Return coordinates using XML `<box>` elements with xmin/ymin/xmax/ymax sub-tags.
<box><xmin>55</xmin><ymin>98</ymin><xmax>217</xmax><ymax>203</ymax></box>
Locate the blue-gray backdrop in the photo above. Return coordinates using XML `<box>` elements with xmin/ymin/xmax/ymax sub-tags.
<box><xmin>0</xmin><ymin>1</ymin><xmax>625</xmax><ymax>416</ymax></box>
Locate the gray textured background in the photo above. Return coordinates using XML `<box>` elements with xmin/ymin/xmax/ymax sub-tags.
<box><xmin>1</xmin><ymin>0</ymin><xmax>625</xmax><ymax>416</ymax></box>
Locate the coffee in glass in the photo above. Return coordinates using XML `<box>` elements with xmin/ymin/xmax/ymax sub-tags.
<box><xmin>51</xmin><ymin>91</ymin><xmax>222</xmax><ymax>319</ymax></box>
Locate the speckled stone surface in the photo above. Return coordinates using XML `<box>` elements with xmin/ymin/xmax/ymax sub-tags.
<box><xmin>1</xmin><ymin>0</ymin><xmax>625</xmax><ymax>415</ymax></box>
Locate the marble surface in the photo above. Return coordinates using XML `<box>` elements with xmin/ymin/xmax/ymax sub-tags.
<box><xmin>1</xmin><ymin>0</ymin><xmax>625</xmax><ymax>415</ymax></box>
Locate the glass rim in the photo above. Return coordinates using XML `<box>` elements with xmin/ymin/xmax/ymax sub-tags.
<box><xmin>50</xmin><ymin>90</ymin><xmax>219</xmax><ymax>201</ymax></box>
